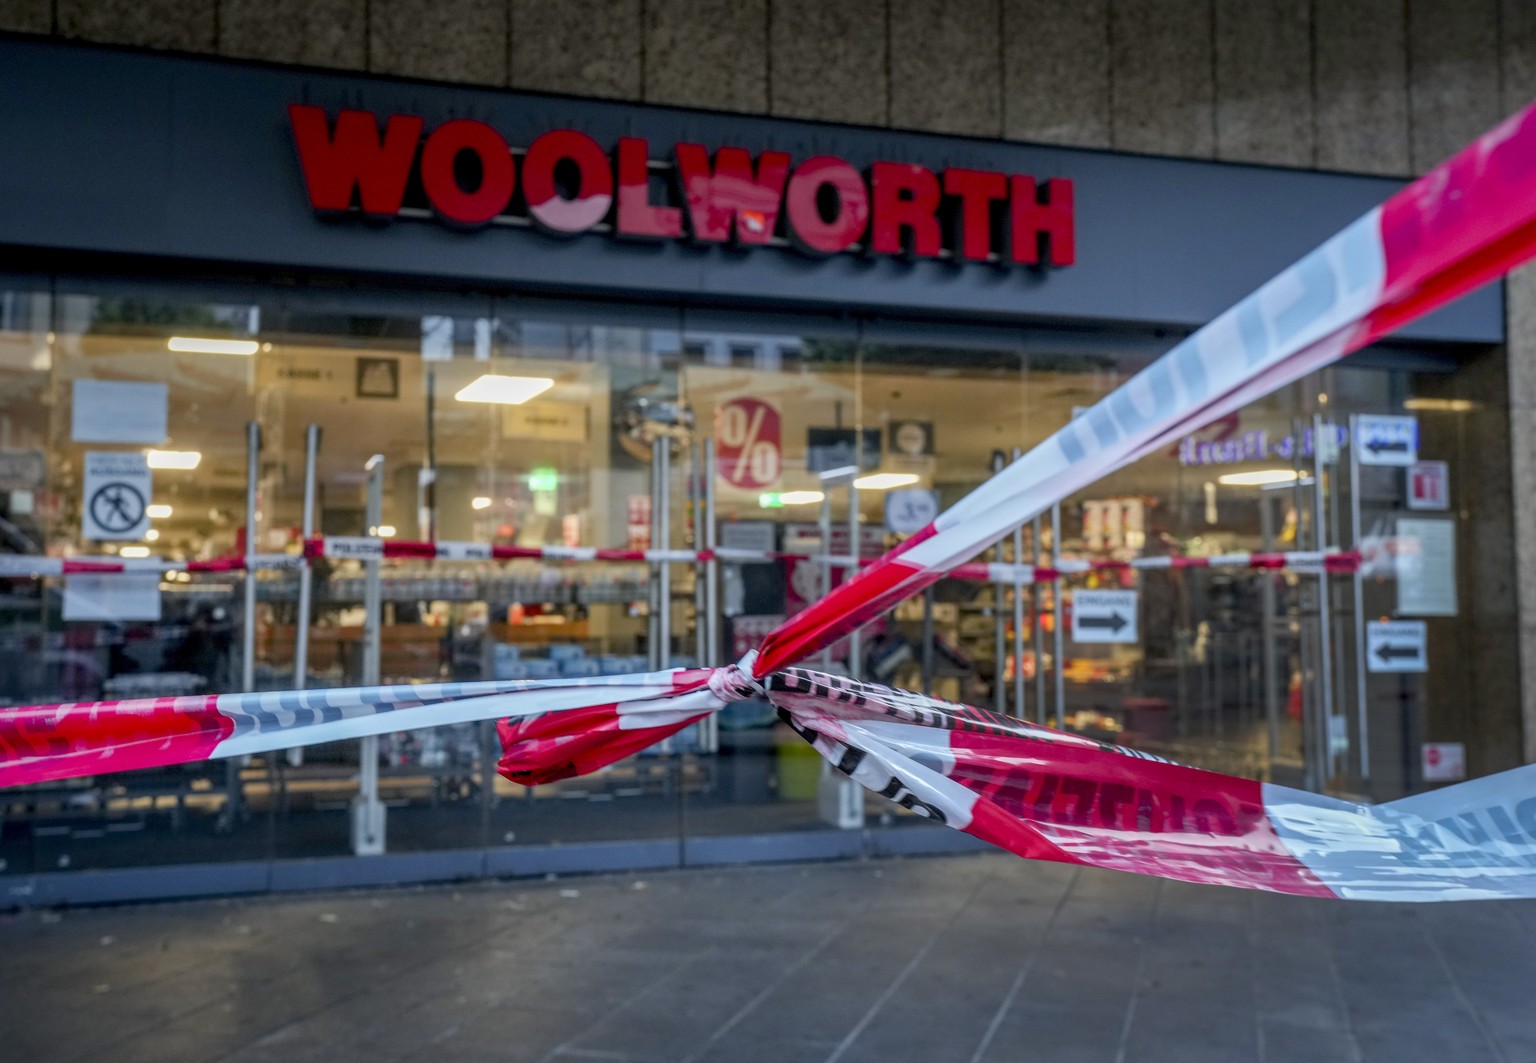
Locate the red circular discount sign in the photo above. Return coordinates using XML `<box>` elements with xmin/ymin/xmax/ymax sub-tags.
<box><xmin>716</xmin><ymin>397</ymin><xmax>782</xmax><ymax>489</ymax></box>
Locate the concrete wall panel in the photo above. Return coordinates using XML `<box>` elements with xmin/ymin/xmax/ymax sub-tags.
<box><xmin>643</xmin><ymin>0</ymin><xmax>768</xmax><ymax>112</ymax></box>
<box><xmin>0</xmin><ymin>1</ymin><xmax>49</xmax><ymax>34</ymax></box>
<box><xmin>889</xmin><ymin>0</ymin><xmax>1002</xmax><ymax>137</ymax></box>
<box><xmin>1109</xmin><ymin>0</ymin><xmax>1214</xmax><ymax>158</ymax></box>
<box><xmin>220</xmin><ymin>0</ymin><xmax>365</xmax><ymax>69</ymax></box>
<box><xmin>510</xmin><ymin>0</ymin><xmax>641</xmax><ymax>99</ymax></box>
<box><xmin>368</xmin><ymin>0</ymin><xmax>508</xmax><ymax>86</ymax></box>
<box><xmin>1504</xmin><ymin>4</ymin><xmax>1536</xmax><ymax>766</ymax></box>
<box><xmin>1506</xmin><ymin>264</ymin><xmax>1536</xmax><ymax>764</ymax></box>
<box><xmin>769</xmin><ymin>0</ymin><xmax>887</xmax><ymax>127</ymax></box>
<box><xmin>56</xmin><ymin>0</ymin><xmax>215</xmax><ymax>52</ymax></box>
<box><xmin>1314</xmin><ymin>0</ymin><xmax>1409</xmax><ymax>175</ymax></box>
<box><xmin>1503</xmin><ymin>0</ymin><xmax>1536</xmax><ymax>113</ymax></box>
<box><xmin>1214</xmin><ymin>0</ymin><xmax>1312</xmax><ymax>167</ymax></box>
<box><xmin>1003</xmin><ymin>0</ymin><xmax>1110</xmax><ymax>148</ymax></box>
<box><xmin>1406</xmin><ymin>0</ymin><xmax>1500</xmax><ymax>173</ymax></box>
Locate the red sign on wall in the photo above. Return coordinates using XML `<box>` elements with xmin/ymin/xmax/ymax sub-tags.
<box><xmin>287</xmin><ymin>105</ymin><xmax>1076</xmax><ymax>269</ymax></box>
<box><xmin>1408</xmin><ymin>460</ymin><xmax>1449</xmax><ymax>511</ymax></box>
<box><xmin>715</xmin><ymin>398</ymin><xmax>782</xmax><ymax>490</ymax></box>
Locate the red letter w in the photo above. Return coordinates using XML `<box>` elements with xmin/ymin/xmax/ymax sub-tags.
<box><xmin>675</xmin><ymin>144</ymin><xmax>790</xmax><ymax>244</ymax></box>
<box><xmin>288</xmin><ymin>105</ymin><xmax>424</xmax><ymax>217</ymax></box>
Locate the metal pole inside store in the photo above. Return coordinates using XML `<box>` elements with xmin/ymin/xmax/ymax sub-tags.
<box><xmin>1348</xmin><ymin>414</ymin><xmax>1370</xmax><ymax>781</ymax></box>
<box><xmin>363</xmin><ymin>457</ymin><xmax>383</xmax><ymax>685</ymax></box>
<box><xmin>647</xmin><ymin>438</ymin><xmax>661</xmax><ymax>671</ymax></box>
<box><xmin>703</xmin><ymin>437</ymin><xmax>720</xmax><ymax>667</ymax></box>
<box><xmin>290</xmin><ymin>424</ymin><xmax>321</xmax><ymax>769</ymax></box>
<box><xmin>352</xmin><ymin>453</ymin><xmax>386</xmax><ymax>856</ymax></box>
<box><xmin>1012</xmin><ymin>448</ymin><xmax>1026</xmax><ymax>720</ymax></box>
<box><xmin>815</xmin><ymin>464</ymin><xmax>857</xmax><ymax>672</ymax></box>
<box><xmin>818</xmin><ymin>491</ymin><xmax>833</xmax><ymax>669</ymax></box>
<box><xmin>846</xmin><ymin>479</ymin><xmax>861</xmax><ymax>681</ymax></box>
<box><xmin>1290</xmin><ymin>416</ymin><xmax>1315</xmax><ymax>790</ymax></box>
<box><xmin>1259</xmin><ymin>493</ymin><xmax>1281</xmax><ymax>761</ymax></box>
<box><xmin>994</xmin><ymin>559</ymin><xmax>1007</xmax><ymax>715</ymax></box>
<box><xmin>992</xmin><ymin>451</ymin><xmax>1007</xmax><ymax>714</ymax></box>
<box><xmin>656</xmin><ymin>436</ymin><xmax>671</xmax><ymax>670</ymax></box>
<box><xmin>812</xmin><ymin>468</ymin><xmax>861</xmax><ymax>828</ymax></box>
<box><xmin>1312</xmin><ymin>414</ymin><xmax>1337</xmax><ymax>788</ymax></box>
<box><xmin>422</xmin><ymin>371</ymin><xmax>437</xmax><ymax>541</ymax></box>
<box><xmin>691</xmin><ymin>441</ymin><xmax>706</xmax><ymax>665</ymax></box>
<box><xmin>1032</xmin><ymin>514</ymin><xmax>1046</xmax><ymax>726</ymax></box>
<box><xmin>241</xmin><ymin>421</ymin><xmax>261</xmax><ymax>694</ymax></box>
<box><xmin>692</xmin><ymin>441</ymin><xmax>718</xmax><ymax>754</ymax></box>
<box><xmin>1051</xmin><ymin>503</ymin><xmax>1065</xmax><ymax>728</ymax></box>
<box><xmin>921</xmin><ymin>585</ymin><xmax>935</xmax><ymax>695</ymax></box>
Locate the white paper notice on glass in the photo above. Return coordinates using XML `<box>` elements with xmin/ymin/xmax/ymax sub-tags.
<box><xmin>1422</xmin><ymin>741</ymin><xmax>1467</xmax><ymax>782</ymax></box>
<box><xmin>62</xmin><ymin>573</ymin><xmax>162</xmax><ymax>622</ymax></box>
<box><xmin>1396</xmin><ymin>517</ymin><xmax>1458</xmax><ymax>617</ymax></box>
<box><xmin>81</xmin><ymin>450</ymin><xmax>152</xmax><ymax>541</ymax></box>
<box><xmin>71</xmin><ymin>380</ymin><xmax>168</xmax><ymax>444</ymax></box>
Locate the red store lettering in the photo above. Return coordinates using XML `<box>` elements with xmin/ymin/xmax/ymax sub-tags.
<box><xmin>287</xmin><ymin>105</ymin><xmax>1075</xmax><ymax>268</ymax></box>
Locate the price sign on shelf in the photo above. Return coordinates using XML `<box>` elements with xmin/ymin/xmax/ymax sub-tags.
<box><xmin>716</xmin><ymin>397</ymin><xmax>782</xmax><ymax>490</ymax></box>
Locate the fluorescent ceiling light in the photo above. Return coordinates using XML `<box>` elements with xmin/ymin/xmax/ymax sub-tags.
<box><xmin>1217</xmin><ymin>469</ymin><xmax>1299</xmax><ymax>487</ymax></box>
<box><xmin>147</xmin><ymin>449</ymin><xmax>202</xmax><ymax>470</ymax></box>
<box><xmin>455</xmin><ymin>374</ymin><xmax>555</xmax><ymax>405</ymax></box>
<box><xmin>472</xmin><ymin>496</ymin><xmax>493</xmax><ymax>510</ymax></box>
<box><xmin>146</xmin><ymin>504</ymin><xmax>173</xmax><ymax>519</ymax></box>
<box><xmin>168</xmin><ymin>336</ymin><xmax>259</xmax><ymax>356</ymax></box>
<box><xmin>373</xmin><ymin>525</ymin><xmax>397</xmax><ymax>538</ymax></box>
<box><xmin>145</xmin><ymin>529</ymin><xmax>160</xmax><ymax>542</ymax></box>
<box><xmin>119</xmin><ymin>546</ymin><xmax>151</xmax><ymax>558</ymax></box>
<box><xmin>853</xmin><ymin>472</ymin><xmax>921</xmax><ymax>490</ymax></box>
<box><xmin>1403</xmin><ymin>397</ymin><xmax>1475</xmax><ymax>412</ymax></box>
<box><xmin>759</xmin><ymin>490</ymin><xmax>826</xmax><ymax>508</ymax></box>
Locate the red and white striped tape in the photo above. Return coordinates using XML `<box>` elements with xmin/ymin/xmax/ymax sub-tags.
<box><xmin>0</xmin><ymin>554</ymin><xmax>304</xmax><ymax>577</ymax></box>
<box><xmin>0</xmin><ymin>542</ymin><xmax>1360</xmax><ymax>584</ymax></box>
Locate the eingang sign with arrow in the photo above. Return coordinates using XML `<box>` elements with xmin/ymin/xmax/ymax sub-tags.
<box><xmin>1367</xmin><ymin>620</ymin><xmax>1427</xmax><ymax>673</ymax></box>
<box><xmin>1355</xmin><ymin>415</ymin><xmax>1419</xmax><ymax>467</ymax></box>
<box><xmin>1072</xmin><ymin>589</ymin><xmax>1138</xmax><ymax>644</ymax></box>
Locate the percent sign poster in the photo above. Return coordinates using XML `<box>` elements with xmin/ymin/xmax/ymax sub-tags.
<box><xmin>715</xmin><ymin>396</ymin><xmax>782</xmax><ymax>492</ymax></box>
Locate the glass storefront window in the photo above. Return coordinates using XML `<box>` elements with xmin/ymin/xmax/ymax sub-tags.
<box><xmin>0</xmin><ymin>277</ymin><xmax>1510</xmax><ymax>882</ymax></box>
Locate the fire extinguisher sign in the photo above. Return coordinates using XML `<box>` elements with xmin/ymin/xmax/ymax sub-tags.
<box><xmin>715</xmin><ymin>398</ymin><xmax>782</xmax><ymax>490</ymax></box>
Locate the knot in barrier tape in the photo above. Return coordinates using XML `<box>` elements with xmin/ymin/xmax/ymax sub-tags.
<box><xmin>707</xmin><ymin>658</ymin><xmax>768</xmax><ymax>703</ymax></box>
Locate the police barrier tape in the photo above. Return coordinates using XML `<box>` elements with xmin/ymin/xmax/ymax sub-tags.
<box><xmin>3</xmin><ymin>661</ymin><xmax>1535</xmax><ymax>902</ymax></box>
<box><xmin>0</xmin><ymin>554</ymin><xmax>304</xmax><ymax>577</ymax></box>
<box><xmin>5</xmin><ymin>98</ymin><xmax>1536</xmax><ymax>899</ymax></box>
<box><xmin>0</xmin><ymin>544</ymin><xmax>1362</xmax><ymax>584</ymax></box>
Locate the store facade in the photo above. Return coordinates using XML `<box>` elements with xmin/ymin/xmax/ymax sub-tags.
<box><xmin>0</xmin><ymin>36</ymin><xmax>1517</xmax><ymax>904</ymax></box>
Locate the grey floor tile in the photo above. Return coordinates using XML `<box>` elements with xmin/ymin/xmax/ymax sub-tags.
<box><xmin>3</xmin><ymin>856</ymin><xmax>1536</xmax><ymax>1063</ymax></box>
<box><xmin>1261</xmin><ymin>1018</ymin><xmax>1358</xmax><ymax>1063</ymax></box>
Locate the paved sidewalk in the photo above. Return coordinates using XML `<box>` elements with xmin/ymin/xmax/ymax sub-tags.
<box><xmin>2</xmin><ymin>852</ymin><xmax>1535</xmax><ymax>1063</ymax></box>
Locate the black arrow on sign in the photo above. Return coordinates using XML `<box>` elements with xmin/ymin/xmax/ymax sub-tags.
<box><xmin>1375</xmin><ymin>643</ymin><xmax>1421</xmax><ymax>663</ymax></box>
<box><xmin>1080</xmin><ymin>613</ymin><xmax>1129</xmax><ymax>634</ymax></box>
<box><xmin>1366</xmin><ymin>439</ymin><xmax>1410</xmax><ymax>455</ymax></box>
